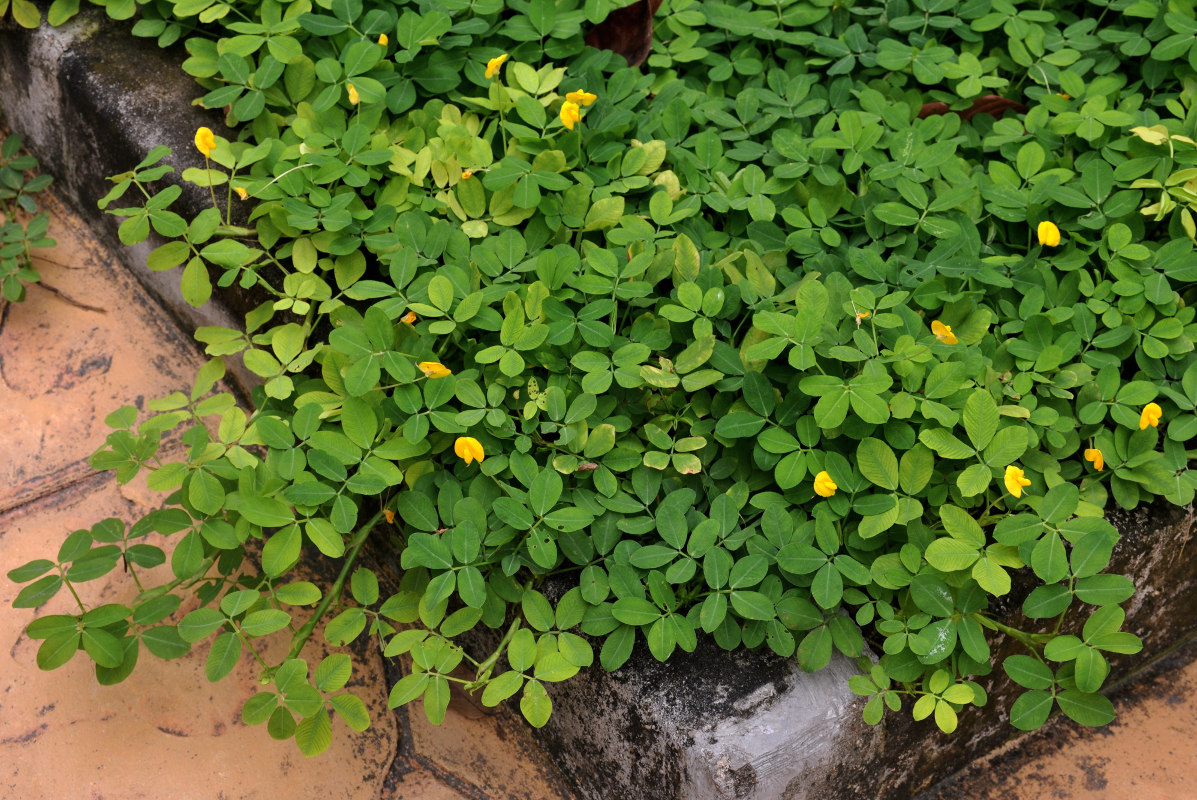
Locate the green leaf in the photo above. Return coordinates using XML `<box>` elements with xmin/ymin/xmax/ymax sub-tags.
<box><xmin>262</xmin><ymin>525</ymin><xmax>302</xmax><ymax>577</ymax></box>
<box><xmin>924</xmin><ymin>538</ymin><xmax>980</xmax><ymax>572</ymax></box>
<box><xmin>910</xmin><ymin>574</ymin><xmax>954</xmax><ymax>616</ymax></box>
<box><xmin>240</xmin><ymin>609</ymin><xmax>292</xmax><ymax>637</ymax></box>
<box><xmin>971</xmin><ymin>554</ymin><xmax>1011</xmax><ymax>596</ymax></box>
<box><xmin>1009</xmin><ymin>690</ymin><xmax>1054</xmax><ymax>731</ymax></box>
<box><xmin>1038</xmin><ymin>484</ymin><xmax>1079</xmax><ymax>524</ymax></box>
<box><xmin>520</xmin><ymin>679</ymin><xmax>553</xmax><ymax>727</ymax></box>
<box><xmin>612</xmin><ymin>598</ymin><xmax>660</xmax><ymax>626</ymax></box>
<box><xmin>730</xmin><ymin>590</ymin><xmax>776</xmax><ymax>620</ymax></box>
<box><xmin>328</xmin><ymin>693</ymin><xmax>370</xmax><ymax>732</ymax></box>
<box><xmin>1056</xmin><ymin>690</ymin><xmax>1115</xmax><ymax>726</ymax></box>
<box><xmin>1004</xmin><ymin>654</ymin><xmax>1053</xmax><ymax>689</ymax></box>
<box><xmin>294</xmin><ymin>708</ymin><xmax>333</xmax><ymax>756</ymax></box>
<box><xmin>37</xmin><ymin>631</ymin><xmax>81</xmax><ymax>670</ymax></box>
<box><xmin>856</xmin><ymin>438</ymin><xmax>898</xmax><ymax>490</ymax></box>
<box><xmin>940</xmin><ymin>505</ymin><xmax>985</xmax><ymax>547</ymax></box>
<box><xmin>584</xmin><ymin>197</ymin><xmax>624</xmax><ymax>231</ymax></box>
<box><xmin>239</xmin><ymin>496</ymin><xmax>295</xmax><ymax>528</ymax></box>
<box><xmin>482</xmin><ymin>671</ymin><xmax>525</xmax><ymax>706</ymax></box>
<box><xmin>206</xmin><ymin>631</ymin><xmax>242</xmax><ymax>682</ymax></box>
<box><xmin>529</xmin><ymin>469</ymin><xmax>564</xmax><ymax>516</ymax></box>
<box><xmin>962</xmin><ymin>390</ymin><xmax>999</xmax><ymax>450</ymax></box>
<box><xmin>1031</xmin><ymin>531</ymin><xmax>1069</xmax><ymax>584</ymax></box>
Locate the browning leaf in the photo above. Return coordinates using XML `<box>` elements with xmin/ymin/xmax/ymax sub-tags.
<box><xmin>584</xmin><ymin>0</ymin><xmax>664</xmax><ymax>67</ymax></box>
<box><xmin>918</xmin><ymin>95</ymin><xmax>1028</xmax><ymax>122</ymax></box>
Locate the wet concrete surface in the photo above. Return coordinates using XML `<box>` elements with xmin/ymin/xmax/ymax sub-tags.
<box><xmin>0</xmin><ymin>189</ymin><xmax>571</xmax><ymax>800</ymax></box>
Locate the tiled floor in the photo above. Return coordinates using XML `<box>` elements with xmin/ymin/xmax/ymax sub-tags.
<box><xmin>0</xmin><ymin>190</ymin><xmax>570</xmax><ymax>800</ymax></box>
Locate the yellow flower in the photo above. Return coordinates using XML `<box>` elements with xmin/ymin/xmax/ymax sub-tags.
<box><xmin>401</xmin><ymin>311</ymin><xmax>417</xmax><ymax>324</ymax></box>
<box><xmin>347</xmin><ymin>83</ymin><xmax>360</xmax><ymax>105</ymax></box>
<box><xmin>462</xmin><ymin>169</ymin><xmax>473</xmax><ymax>180</ymax></box>
<box><xmin>455</xmin><ymin>436</ymin><xmax>485</xmax><ymax>465</ymax></box>
<box><xmin>813</xmin><ymin>470</ymin><xmax>838</xmax><ymax>498</ymax></box>
<box><xmin>417</xmin><ymin>361</ymin><xmax>452</xmax><ymax>379</ymax></box>
<box><xmin>485</xmin><ymin>53</ymin><xmax>508</xmax><ymax>79</ymax></box>
<box><xmin>1139</xmin><ymin>402</ymin><xmax>1162</xmax><ymax>429</ymax></box>
<box><xmin>566</xmin><ymin>90</ymin><xmax>597</xmax><ymax>106</ymax></box>
<box><xmin>1084</xmin><ymin>448</ymin><xmax>1104</xmax><ymax>471</ymax></box>
<box><xmin>1037</xmin><ymin>220</ymin><xmax>1061</xmax><ymax>247</ymax></box>
<box><xmin>1057</xmin><ymin>92</ymin><xmax>1071</xmax><ymax>99</ymax></box>
<box><xmin>384</xmin><ymin>509</ymin><xmax>395</xmax><ymax>524</ymax></box>
<box><xmin>560</xmin><ymin>100</ymin><xmax>581</xmax><ymax>130</ymax></box>
<box><xmin>233</xmin><ymin>186</ymin><xmax>248</xmax><ymax>201</ymax></box>
<box><xmin>194</xmin><ymin>127</ymin><xmax>216</xmax><ymax>158</ymax></box>
<box><xmin>378</xmin><ymin>33</ymin><xmax>388</xmax><ymax>46</ymax></box>
<box><xmin>931</xmin><ymin>320</ymin><xmax>958</xmax><ymax>345</ymax></box>
<box><xmin>1004</xmin><ymin>465</ymin><xmax>1031</xmax><ymax>498</ymax></box>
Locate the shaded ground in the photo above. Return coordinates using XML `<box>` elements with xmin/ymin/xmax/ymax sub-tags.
<box><xmin>0</xmin><ymin>189</ymin><xmax>570</xmax><ymax>800</ymax></box>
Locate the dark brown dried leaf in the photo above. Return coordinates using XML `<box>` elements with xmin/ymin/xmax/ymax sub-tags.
<box><xmin>584</xmin><ymin>0</ymin><xmax>664</xmax><ymax>68</ymax></box>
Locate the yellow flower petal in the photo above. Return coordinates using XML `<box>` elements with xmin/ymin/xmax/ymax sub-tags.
<box><xmin>384</xmin><ymin>509</ymin><xmax>395</xmax><ymax>524</ymax></box>
<box><xmin>1139</xmin><ymin>402</ymin><xmax>1162</xmax><ymax>429</ymax></box>
<box><xmin>1084</xmin><ymin>448</ymin><xmax>1104</xmax><ymax>471</ymax></box>
<box><xmin>378</xmin><ymin>33</ymin><xmax>388</xmax><ymax>46</ymax></box>
<box><xmin>566</xmin><ymin>90</ymin><xmax>597</xmax><ymax>106</ymax></box>
<box><xmin>194</xmin><ymin>127</ymin><xmax>216</xmax><ymax>158</ymax></box>
<box><xmin>560</xmin><ymin>100</ymin><xmax>581</xmax><ymax>131</ymax></box>
<box><xmin>347</xmin><ymin>83</ymin><xmax>360</xmax><ymax>105</ymax></box>
<box><xmin>455</xmin><ymin>436</ymin><xmax>485</xmax><ymax>465</ymax></box>
<box><xmin>485</xmin><ymin>53</ymin><xmax>508</xmax><ymax>79</ymax></box>
<box><xmin>401</xmin><ymin>312</ymin><xmax>417</xmax><ymax>324</ymax></box>
<box><xmin>233</xmin><ymin>186</ymin><xmax>248</xmax><ymax>200</ymax></box>
<box><xmin>1004</xmin><ymin>465</ymin><xmax>1031</xmax><ymax>498</ymax></box>
<box><xmin>1037</xmin><ymin>220</ymin><xmax>1061</xmax><ymax>247</ymax></box>
<box><xmin>931</xmin><ymin>320</ymin><xmax>958</xmax><ymax>345</ymax></box>
<box><xmin>813</xmin><ymin>470</ymin><xmax>837</xmax><ymax>498</ymax></box>
<box><xmin>417</xmin><ymin>361</ymin><xmax>452</xmax><ymax>379</ymax></box>
<box><xmin>462</xmin><ymin>169</ymin><xmax>473</xmax><ymax>180</ymax></box>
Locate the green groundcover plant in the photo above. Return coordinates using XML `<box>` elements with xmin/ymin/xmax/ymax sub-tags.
<box><xmin>9</xmin><ymin>0</ymin><xmax>1197</xmax><ymax>756</ymax></box>
<box><xmin>0</xmin><ymin>129</ymin><xmax>53</xmax><ymax>303</ymax></box>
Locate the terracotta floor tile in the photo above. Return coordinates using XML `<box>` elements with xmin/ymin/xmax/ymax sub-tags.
<box><xmin>930</xmin><ymin>646</ymin><xmax>1197</xmax><ymax>800</ymax></box>
<box><xmin>0</xmin><ymin>477</ymin><xmax>402</xmax><ymax>800</ymax></box>
<box><xmin>0</xmin><ymin>191</ymin><xmax>208</xmax><ymax>513</ymax></box>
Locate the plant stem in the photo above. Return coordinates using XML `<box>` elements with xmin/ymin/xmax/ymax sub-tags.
<box><xmin>286</xmin><ymin>509</ymin><xmax>383</xmax><ymax>661</ymax></box>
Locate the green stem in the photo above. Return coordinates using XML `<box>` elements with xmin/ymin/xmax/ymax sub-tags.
<box><xmin>973</xmin><ymin>613</ymin><xmax>1036</xmax><ymax>648</ymax></box>
<box><xmin>286</xmin><ymin>509</ymin><xmax>382</xmax><ymax>661</ymax></box>
<box><xmin>469</xmin><ymin>616</ymin><xmax>522</xmax><ymax>687</ymax></box>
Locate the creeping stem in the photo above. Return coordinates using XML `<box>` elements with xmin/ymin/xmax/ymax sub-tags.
<box><xmin>286</xmin><ymin>509</ymin><xmax>383</xmax><ymax>661</ymax></box>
